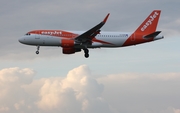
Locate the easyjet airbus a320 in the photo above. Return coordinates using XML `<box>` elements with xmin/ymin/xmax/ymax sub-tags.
<box><xmin>19</xmin><ymin>10</ymin><xmax>163</xmax><ymax>58</ymax></box>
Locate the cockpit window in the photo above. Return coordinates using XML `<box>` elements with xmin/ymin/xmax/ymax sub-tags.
<box><xmin>25</xmin><ymin>33</ymin><xmax>30</xmax><ymax>35</ymax></box>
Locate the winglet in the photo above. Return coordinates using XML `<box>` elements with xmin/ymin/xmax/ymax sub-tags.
<box><xmin>103</xmin><ymin>13</ymin><xmax>110</xmax><ymax>23</ymax></box>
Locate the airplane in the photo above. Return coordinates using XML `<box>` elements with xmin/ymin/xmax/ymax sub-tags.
<box><xmin>19</xmin><ymin>10</ymin><xmax>163</xmax><ymax>58</ymax></box>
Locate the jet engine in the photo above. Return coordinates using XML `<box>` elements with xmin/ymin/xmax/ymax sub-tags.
<box><xmin>61</xmin><ymin>39</ymin><xmax>81</xmax><ymax>54</ymax></box>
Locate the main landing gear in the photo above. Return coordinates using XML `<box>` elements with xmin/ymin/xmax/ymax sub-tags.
<box><xmin>36</xmin><ymin>45</ymin><xmax>40</xmax><ymax>54</ymax></box>
<box><xmin>83</xmin><ymin>48</ymin><xmax>89</xmax><ymax>58</ymax></box>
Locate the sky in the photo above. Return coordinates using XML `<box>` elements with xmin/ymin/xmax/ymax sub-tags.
<box><xmin>0</xmin><ymin>0</ymin><xmax>180</xmax><ymax>113</ymax></box>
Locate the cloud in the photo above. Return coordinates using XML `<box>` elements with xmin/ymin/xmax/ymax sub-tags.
<box><xmin>35</xmin><ymin>65</ymin><xmax>111</xmax><ymax>113</ymax></box>
<box><xmin>173</xmin><ymin>108</ymin><xmax>180</xmax><ymax>113</ymax></box>
<box><xmin>0</xmin><ymin>67</ymin><xmax>35</xmax><ymax>83</ymax></box>
<box><xmin>0</xmin><ymin>65</ymin><xmax>180</xmax><ymax>113</ymax></box>
<box><xmin>98</xmin><ymin>72</ymin><xmax>180</xmax><ymax>113</ymax></box>
<box><xmin>0</xmin><ymin>65</ymin><xmax>112</xmax><ymax>113</ymax></box>
<box><xmin>0</xmin><ymin>67</ymin><xmax>36</xmax><ymax>113</ymax></box>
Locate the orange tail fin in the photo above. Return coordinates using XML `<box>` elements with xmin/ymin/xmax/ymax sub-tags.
<box><xmin>134</xmin><ymin>10</ymin><xmax>161</xmax><ymax>35</ymax></box>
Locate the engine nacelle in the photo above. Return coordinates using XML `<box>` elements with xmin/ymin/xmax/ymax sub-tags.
<box><xmin>61</xmin><ymin>39</ymin><xmax>81</xmax><ymax>54</ymax></box>
<box><xmin>62</xmin><ymin>48</ymin><xmax>75</xmax><ymax>54</ymax></box>
<box><xmin>61</xmin><ymin>39</ymin><xmax>74</xmax><ymax>47</ymax></box>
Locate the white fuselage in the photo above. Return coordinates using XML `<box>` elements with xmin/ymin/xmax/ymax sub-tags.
<box><xmin>19</xmin><ymin>30</ymin><xmax>162</xmax><ymax>48</ymax></box>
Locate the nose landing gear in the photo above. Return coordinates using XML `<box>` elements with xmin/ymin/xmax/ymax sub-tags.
<box><xmin>36</xmin><ymin>45</ymin><xmax>40</xmax><ymax>54</ymax></box>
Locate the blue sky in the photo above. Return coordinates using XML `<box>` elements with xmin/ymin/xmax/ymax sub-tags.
<box><xmin>0</xmin><ymin>0</ymin><xmax>180</xmax><ymax>113</ymax></box>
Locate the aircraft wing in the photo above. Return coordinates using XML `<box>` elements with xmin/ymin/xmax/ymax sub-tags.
<box><xmin>75</xmin><ymin>13</ymin><xmax>110</xmax><ymax>44</ymax></box>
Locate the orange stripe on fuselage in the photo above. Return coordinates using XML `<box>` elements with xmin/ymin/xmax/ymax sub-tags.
<box><xmin>29</xmin><ymin>30</ymin><xmax>114</xmax><ymax>45</ymax></box>
<box><xmin>122</xmin><ymin>34</ymin><xmax>153</xmax><ymax>46</ymax></box>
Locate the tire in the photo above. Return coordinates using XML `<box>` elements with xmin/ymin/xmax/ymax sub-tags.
<box><xmin>36</xmin><ymin>51</ymin><xmax>39</xmax><ymax>54</ymax></box>
<box><xmin>84</xmin><ymin>54</ymin><xmax>89</xmax><ymax>58</ymax></box>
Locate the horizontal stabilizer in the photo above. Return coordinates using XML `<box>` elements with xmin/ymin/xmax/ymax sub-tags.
<box><xmin>144</xmin><ymin>31</ymin><xmax>161</xmax><ymax>39</ymax></box>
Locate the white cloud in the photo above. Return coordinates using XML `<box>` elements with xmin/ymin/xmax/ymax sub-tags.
<box><xmin>35</xmin><ymin>65</ymin><xmax>110</xmax><ymax>113</ymax></box>
<box><xmin>98</xmin><ymin>72</ymin><xmax>180</xmax><ymax>83</ymax></box>
<box><xmin>0</xmin><ymin>67</ymin><xmax>35</xmax><ymax>84</ymax></box>
<box><xmin>0</xmin><ymin>65</ymin><xmax>180</xmax><ymax>113</ymax></box>
<box><xmin>0</xmin><ymin>106</ymin><xmax>9</xmax><ymax>112</ymax></box>
<box><xmin>0</xmin><ymin>65</ymin><xmax>112</xmax><ymax>113</ymax></box>
<box><xmin>0</xmin><ymin>67</ymin><xmax>36</xmax><ymax>113</ymax></box>
<box><xmin>98</xmin><ymin>72</ymin><xmax>180</xmax><ymax>113</ymax></box>
<box><xmin>173</xmin><ymin>108</ymin><xmax>180</xmax><ymax>113</ymax></box>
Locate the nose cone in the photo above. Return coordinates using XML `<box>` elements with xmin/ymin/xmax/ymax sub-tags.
<box><xmin>18</xmin><ymin>37</ymin><xmax>25</xmax><ymax>44</ymax></box>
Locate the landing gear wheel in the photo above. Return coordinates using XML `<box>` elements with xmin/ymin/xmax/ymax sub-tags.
<box><xmin>36</xmin><ymin>45</ymin><xmax>40</xmax><ymax>55</ymax></box>
<box><xmin>36</xmin><ymin>51</ymin><xmax>39</xmax><ymax>54</ymax></box>
<box><xmin>83</xmin><ymin>48</ymin><xmax>89</xmax><ymax>58</ymax></box>
<box><xmin>84</xmin><ymin>53</ymin><xmax>89</xmax><ymax>58</ymax></box>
